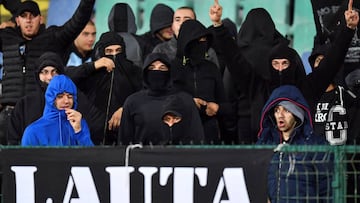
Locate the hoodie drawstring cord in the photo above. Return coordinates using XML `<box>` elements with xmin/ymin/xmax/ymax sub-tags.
<box><xmin>102</xmin><ymin>69</ymin><xmax>115</xmax><ymax>145</ymax></box>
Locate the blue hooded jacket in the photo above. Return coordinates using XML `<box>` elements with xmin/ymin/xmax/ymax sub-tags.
<box><xmin>21</xmin><ymin>75</ymin><xmax>94</xmax><ymax>146</ymax></box>
<box><xmin>257</xmin><ymin>85</ymin><xmax>331</xmax><ymax>203</ymax></box>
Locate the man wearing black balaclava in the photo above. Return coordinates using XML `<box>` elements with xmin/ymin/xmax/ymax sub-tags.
<box><xmin>66</xmin><ymin>32</ymin><xmax>143</xmax><ymax>145</ymax></box>
<box><xmin>118</xmin><ymin>53</ymin><xmax>204</xmax><ymax>145</ymax></box>
<box><xmin>171</xmin><ymin>19</ymin><xmax>232</xmax><ymax>144</ymax></box>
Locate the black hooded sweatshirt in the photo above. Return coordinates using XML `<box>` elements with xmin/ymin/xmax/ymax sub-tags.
<box><xmin>139</xmin><ymin>3</ymin><xmax>174</xmax><ymax>54</ymax></box>
<box><xmin>107</xmin><ymin>2</ymin><xmax>152</xmax><ymax>68</ymax></box>
<box><xmin>172</xmin><ymin>19</ymin><xmax>232</xmax><ymax>144</ymax></box>
<box><xmin>118</xmin><ymin>53</ymin><xmax>204</xmax><ymax>145</ymax></box>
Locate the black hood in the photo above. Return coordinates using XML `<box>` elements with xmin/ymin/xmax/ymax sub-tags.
<box><xmin>237</xmin><ymin>8</ymin><xmax>276</xmax><ymax>47</ymax></box>
<box><xmin>237</xmin><ymin>8</ymin><xmax>289</xmax><ymax>80</ymax></box>
<box><xmin>308</xmin><ymin>43</ymin><xmax>330</xmax><ymax>69</ymax></box>
<box><xmin>108</xmin><ymin>3</ymin><xmax>137</xmax><ymax>33</ymax></box>
<box><xmin>142</xmin><ymin>53</ymin><xmax>171</xmax><ymax>87</ymax></box>
<box><xmin>150</xmin><ymin>4</ymin><xmax>174</xmax><ymax>34</ymax></box>
<box><xmin>93</xmin><ymin>31</ymin><xmax>126</xmax><ymax>59</ymax></box>
<box><xmin>176</xmin><ymin>19</ymin><xmax>213</xmax><ymax>60</ymax></box>
<box><xmin>268</xmin><ymin>43</ymin><xmax>306</xmax><ymax>90</ymax></box>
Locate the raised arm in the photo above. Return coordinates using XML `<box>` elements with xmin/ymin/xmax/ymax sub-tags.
<box><xmin>54</xmin><ymin>0</ymin><xmax>95</xmax><ymax>48</ymax></box>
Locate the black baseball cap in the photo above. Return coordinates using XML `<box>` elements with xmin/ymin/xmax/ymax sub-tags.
<box><xmin>16</xmin><ymin>1</ymin><xmax>41</xmax><ymax>17</ymax></box>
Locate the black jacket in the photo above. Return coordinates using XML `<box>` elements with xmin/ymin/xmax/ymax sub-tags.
<box><xmin>0</xmin><ymin>0</ymin><xmax>95</xmax><ymax>106</ymax></box>
<box><xmin>172</xmin><ymin>19</ymin><xmax>232</xmax><ymax>143</ymax></box>
<box><xmin>66</xmin><ymin>32</ymin><xmax>142</xmax><ymax>144</ymax></box>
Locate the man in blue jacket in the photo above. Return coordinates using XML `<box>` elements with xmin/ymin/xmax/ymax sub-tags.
<box><xmin>21</xmin><ymin>75</ymin><xmax>94</xmax><ymax>146</ymax></box>
<box><xmin>257</xmin><ymin>85</ymin><xmax>331</xmax><ymax>203</ymax></box>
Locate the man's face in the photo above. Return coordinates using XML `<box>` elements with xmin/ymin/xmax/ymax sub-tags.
<box><xmin>39</xmin><ymin>66</ymin><xmax>59</xmax><ymax>84</ymax></box>
<box><xmin>172</xmin><ymin>8</ymin><xmax>195</xmax><ymax>37</ymax></box>
<box><xmin>163</xmin><ymin>113</ymin><xmax>182</xmax><ymax>127</ymax></box>
<box><xmin>156</xmin><ymin>26</ymin><xmax>174</xmax><ymax>41</ymax></box>
<box><xmin>104</xmin><ymin>45</ymin><xmax>122</xmax><ymax>56</ymax></box>
<box><xmin>15</xmin><ymin>12</ymin><xmax>42</xmax><ymax>40</ymax></box>
<box><xmin>271</xmin><ymin>59</ymin><xmax>290</xmax><ymax>71</ymax></box>
<box><xmin>74</xmin><ymin>23</ymin><xmax>96</xmax><ymax>55</ymax></box>
<box><xmin>55</xmin><ymin>92</ymin><xmax>74</xmax><ymax>110</ymax></box>
<box><xmin>148</xmin><ymin>60</ymin><xmax>169</xmax><ymax>71</ymax></box>
<box><xmin>274</xmin><ymin>105</ymin><xmax>297</xmax><ymax>133</ymax></box>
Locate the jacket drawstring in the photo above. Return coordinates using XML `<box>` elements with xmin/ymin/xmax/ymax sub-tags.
<box><xmin>102</xmin><ymin>68</ymin><xmax>115</xmax><ymax>145</ymax></box>
<box><xmin>58</xmin><ymin>111</ymin><xmax>63</xmax><ymax>146</ymax></box>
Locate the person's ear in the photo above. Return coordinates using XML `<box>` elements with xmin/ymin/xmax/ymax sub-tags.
<box><xmin>15</xmin><ymin>17</ymin><xmax>20</xmax><ymax>26</ymax></box>
<box><xmin>40</xmin><ymin>16</ymin><xmax>44</xmax><ymax>24</ymax></box>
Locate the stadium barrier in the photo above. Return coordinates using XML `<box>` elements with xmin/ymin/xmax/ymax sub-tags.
<box><xmin>0</xmin><ymin>145</ymin><xmax>358</xmax><ymax>202</ymax></box>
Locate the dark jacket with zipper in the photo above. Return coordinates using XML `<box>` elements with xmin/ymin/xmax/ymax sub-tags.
<box><xmin>0</xmin><ymin>0</ymin><xmax>95</xmax><ymax>106</ymax></box>
<box><xmin>257</xmin><ymin>85</ymin><xmax>330</xmax><ymax>203</ymax></box>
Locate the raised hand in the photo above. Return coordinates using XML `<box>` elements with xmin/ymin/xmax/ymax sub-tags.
<box><xmin>345</xmin><ymin>0</ymin><xmax>359</xmax><ymax>30</ymax></box>
<box><xmin>209</xmin><ymin>0</ymin><xmax>223</xmax><ymax>26</ymax></box>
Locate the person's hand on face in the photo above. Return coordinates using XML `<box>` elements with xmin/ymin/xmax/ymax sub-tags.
<box><xmin>65</xmin><ymin>108</ymin><xmax>82</xmax><ymax>133</ymax></box>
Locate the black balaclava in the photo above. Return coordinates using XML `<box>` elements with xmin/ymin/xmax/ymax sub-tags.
<box><xmin>147</xmin><ymin>71</ymin><xmax>170</xmax><ymax>91</ymax></box>
<box><xmin>93</xmin><ymin>31</ymin><xmax>127</xmax><ymax>60</ymax></box>
<box><xmin>177</xmin><ymin>19</ymin><xmax>213</xmax><ymax>65</ymax></box>
<box><xmin>268</xmin><ymin>43</ymin><xmax>305</xmax><ymax>90</ymax></box>
<box><xmin>187</xmin><ymin>39</ymin><xmax>208</xmax><ymax>64</ymax></box>
<box><xmin>143</xmin><ymin>53</ymin><xmax>171</xmax><ymax>92</ymax></box>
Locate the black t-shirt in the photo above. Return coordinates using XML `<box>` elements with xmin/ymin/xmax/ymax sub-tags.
<box><xmin>314</xmin><ymin>87</ymin><xmax>349</xmax><ymax>145</ymax></box>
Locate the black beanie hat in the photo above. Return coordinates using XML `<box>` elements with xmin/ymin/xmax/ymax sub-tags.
<box><xmin>16</xmin><ymin>1</ymin><xmax>40</xmax><ymax>17</ymax></box>
<box><xmin>36</xmin><ymin>52</ymin><xmax>64</xmax><ymax>74</ymax></box>
<box><xmin>150</xmin><ymin>4</ymin><xmax>174</xmax><ymax>34</ymax></box>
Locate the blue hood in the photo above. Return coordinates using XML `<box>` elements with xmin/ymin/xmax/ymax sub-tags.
<box><xmin>44</xmin><ymin>75</ymin><xmax>78</xmax><ymax>118</ymax></box>
<box><xmin>257</xmin><ymin>85</ymin><xmax>314</xmax><ymax>144</ymax></box>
